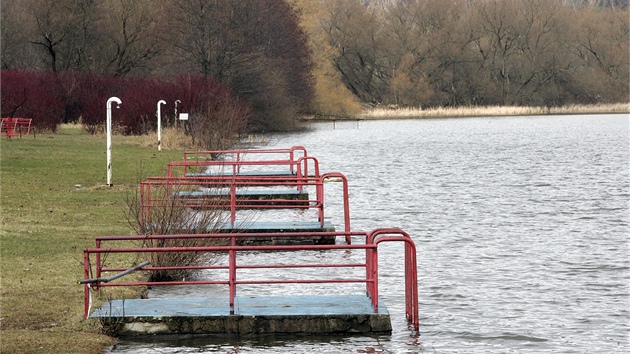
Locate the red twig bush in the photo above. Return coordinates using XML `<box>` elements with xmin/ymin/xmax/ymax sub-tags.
<box><xmin>1</xmin><ymin>70</ymin><xmax>251</xmax><ymax>144</ymax></box>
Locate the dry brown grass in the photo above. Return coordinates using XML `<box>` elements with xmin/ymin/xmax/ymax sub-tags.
<box><xmin>360</xmin><ymin>103</ymin><xmax>630</xmax><ymax>119</ymax></box>
<box><xmin>1</xmin><ymin>126</ymin><xmax>184</xmax><ymax>353</ymax></box>
<box><xmin>77</xmin><ymin>125</ymin><xmax>193</xmax><ymax>150</ymax></box>
<box><xmin>137</xmin><ymin>127</ymin><xmax>194</xmax><ymax>150</ymax></box>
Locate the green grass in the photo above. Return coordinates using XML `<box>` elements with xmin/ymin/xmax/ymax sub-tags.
<box><xmin>0</xmin><ymin>126</ymin><xmax>183</xmax><ymax>353</ymax></box>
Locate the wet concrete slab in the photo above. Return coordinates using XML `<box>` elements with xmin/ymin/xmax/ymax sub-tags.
<box><xmin>214</xmin><ymin>221</ymin><xmax>337</xmax><ymax>245</ymax></box>
<box><xmin>178</xmin><ymin>189</ymin><xmax>309</xmax><ymax>201</ymax></box>
<box><xmin>186</xmin><ymin>170</ymin><xmax>297</xmax><ymax>177</ymax></box>
<box><xmin>217</xmin><ymin>220</ymin><xmax>335</xmax><ymax>233</ymax></box>
<box><xmin>91</xmin><ymin>295</ymin><xmax>391</xmax><ymax>336</ymax></box>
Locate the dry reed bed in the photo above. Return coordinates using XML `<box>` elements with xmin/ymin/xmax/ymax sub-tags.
<box><xmin>360</xmin><ymin>103</ymin><xmax>630</xmax><ymax>119</ymax></box>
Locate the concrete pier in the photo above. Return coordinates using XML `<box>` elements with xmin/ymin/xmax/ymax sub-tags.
<box><xmin>177</xmin><ymin>189</ymin><xmax>310</xmax><ymax>206</ymax></box>
<box><xmin>91</xmin><ymin>295</ymin><xmax>391</xmax><ymax>337</ymax></box>
<box><xmin>213</xmin><ymin>221</ymin><xmax>337</xmax><ymax>245</ymax></box>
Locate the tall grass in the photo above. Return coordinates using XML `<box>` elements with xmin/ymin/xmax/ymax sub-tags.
<box><xmin>360</xmin><ymin>103</ymin><xmax>630</xmax><ymax>119</ymax></box>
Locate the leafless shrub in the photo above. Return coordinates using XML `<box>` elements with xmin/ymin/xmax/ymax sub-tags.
<box><xmin>124</xmin><ymin>179</ymin><xmax>232</xmax><ymax>282</ymax></box>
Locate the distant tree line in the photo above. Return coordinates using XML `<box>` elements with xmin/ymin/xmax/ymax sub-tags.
<box><xmin>317</xmin><ymin>0</ymin><xmax>628</xmax><ymax>107</ymax></box>
<box><xmin>1</xmin><ymin>0</ymin><xmax>313</xmax><ymax>131</ymax></box>
<box><xmin>1</xmin><ymin>0</ymin><xmax>628</xmax><ymax>133</ymax></box>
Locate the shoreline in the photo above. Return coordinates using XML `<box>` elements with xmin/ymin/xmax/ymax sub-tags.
<box><xmin>360</xmin><ymin>103</ymin><xmax>629</xmax><ymax>119</ymax></box>
<box><xmin>302</xmin><ymin>103</ymin><xmax>629</xmax><ymax>121</ymax></box>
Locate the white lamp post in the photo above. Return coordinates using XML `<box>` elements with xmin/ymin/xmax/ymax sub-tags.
<box><xmin>106</xmin><ymin>97</ymin><xmax>122</xmax><ymax>186</ymax></box>
<box><xmin>157</xmin><ymin>100</ymin><xmax>166</xmax><ymax>151</ymax></box>
<box><xmin>174</xmin><ymin>100</ymin><xmax>181</xmax><ymax>128</ymax></box>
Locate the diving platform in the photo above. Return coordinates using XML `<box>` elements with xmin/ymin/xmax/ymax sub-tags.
<box><xmin>90</xmin><ymin>294</ymin><xmax>391</xmax><ymax>337</ymax></box>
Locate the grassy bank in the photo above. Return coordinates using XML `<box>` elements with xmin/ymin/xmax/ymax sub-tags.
<box><xmin>359</xmin><ymin>103</ymin><xmax>629</xmax><ymax>119</ymax></box>
<box><xmin>0</xmin><ymin>125</ymin><xmax>183</xmax><ymax>353</ymax></box>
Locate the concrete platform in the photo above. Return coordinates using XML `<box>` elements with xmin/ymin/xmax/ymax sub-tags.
<box><xmin>177</xmin><ymin>189</ymin><xmax>310</xmax><ymax>206</ymax></box>
<box><xmin>160</xmin><ymin>221</ymin><xmax>336</xmax><ymax>245</ymax></box>
<box><xmin>91</xmin><ymin>295</ymin><xmax>391</xmax><ymax>337</ymax></box>
<box><xmin>214</xmin><ymin>221</ymin><xmax>337</xmax><ymax>244</ymax></box>
<box><xmin>186</xmin><ymin>170</ymin><xmax>297</xmax><ymax>177</ymax></box>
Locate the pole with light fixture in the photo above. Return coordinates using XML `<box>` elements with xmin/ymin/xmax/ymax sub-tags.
<box><xmin>157</xmin><ymin>100</ymin><xmax>166</xmax><ymax>151</ymax></box>
<box><xmin>106</xmin><ymin>97</ymin><xmax>122</xmax><ymax>186</ymax></box>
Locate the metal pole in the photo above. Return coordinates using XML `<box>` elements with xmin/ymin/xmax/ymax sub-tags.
<box><xmin>157</xmin><ymin>100</ymin><xmax>166</xmax><ymax>151</ymax></box>
<box><xmin>174</xmin><ymin>100</ymin><xmax>181</xmax><ymax>128</ymax></box>
<box><xmin>79</xmin><ymin>261</ymin><xmax>151</xmax><ymax>285</ymax></box>
<box><xmin>106</xmin><ymin>97</ymin><xmax>122</xmax><ymax>186</ymax></box>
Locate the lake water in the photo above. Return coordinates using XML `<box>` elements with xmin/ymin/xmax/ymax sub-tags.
<box><xmin>113</xmin><ymin>114</ymin><xmax>629</xmax><ymax>353</ymax></box>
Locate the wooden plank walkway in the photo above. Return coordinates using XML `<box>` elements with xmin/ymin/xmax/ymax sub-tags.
<box><xmin>91</xmin><ymin>295</ymin><xmax>391</xmax><ymax>336</ymax></box>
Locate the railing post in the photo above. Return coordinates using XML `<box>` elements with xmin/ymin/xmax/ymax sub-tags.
<box><xmin>405</xmin><ymin>241</ymin><xmax>419</xmax><ymax>330</ymax></box>
<box><xmin>317</xmin><ymin>177</ymin><xmax>324</xmax><ymax>226</ymax></box>
<box><xmin>230</xmin><ymin>165</ymin><xmax>237</xmax><ymax>227</ymax></box>
<box><xmin>322</xmin><ymin>172</ymin><xmax>351</xmax><ymax>243</ymax></box>
<box><xmin>365</xmin><ymin>242</ymin><xmax>376</xmax><ymax>300</ymax></box>
<box><xmin>95</xmin><ymin>240</ymin><xmax>102</xmax><ymax>289</ymax></box>
<box><xmin>370</xmin><ymin>246</ymin><xmax>379</xmax><ymax>312</ymax></box>
<box><xmin>167</xmin><ymin>162</ymin><xmax>174</xmax><ymax>179</ymax></box>
<box><xmin>229</xmin><ymin>236</ymin><xmax>236</xmax><ymax>314</ymax></box>
<box><xmin>296</xmin><ymin>160</ymin><xmax>303</xmax><ymax>192</ymax></box>
<box><xmin>289</xmin><ymin>149</ymin><xmax>295</xmax><ymax>174</ymax></box>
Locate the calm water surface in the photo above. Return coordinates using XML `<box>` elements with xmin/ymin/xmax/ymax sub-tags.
<box><xmin>114</xmin><ymin>114</ymin><xmax>629</xmax><ymax>353</ymax></box>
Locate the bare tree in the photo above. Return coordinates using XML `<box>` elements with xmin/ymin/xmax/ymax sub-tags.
<box><xmin>1</xmin><ymin>0</ymin><xmax>39</xmax><ymax>69</ymax></box>
<box><xmin>322</xmin><ymin>0</ymin><xmax>391</xmax><ymax>104</ymax></box>
<box><xmin>164</xmin><ymin>0</ymin><xmax>314</xmax><ymax>131</ymax></box>
<box><xmin>569</xmin><ymin>5</ymin><xmax>629</xmax><ymax>103</ymax></box>
<box><xmin>97</xmin><ymin>0</ymin><xmax>164</xmax><ymax>76</ymax></box>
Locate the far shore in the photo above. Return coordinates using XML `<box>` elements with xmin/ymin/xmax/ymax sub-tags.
<box><xmin>305</xmin><ymin>103</ymin><xmax>629</xmax><ymax>121</ymax></box>
<box><xmin>360</xmin><ymin>103</ymin><xmax>629</xmax><ymax>119</ymax></box>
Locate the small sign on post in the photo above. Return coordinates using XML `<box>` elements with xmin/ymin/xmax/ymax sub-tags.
<box><xmin>179</xmin><ymin>113</ymin><xmax>188</xmax><ymax>121</ymax></box>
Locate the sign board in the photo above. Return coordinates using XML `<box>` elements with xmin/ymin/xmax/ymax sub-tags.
<box><xmin>179</xmin><ymin>113</ymin><xmax>189</xmax><ymax>121</ymax></box>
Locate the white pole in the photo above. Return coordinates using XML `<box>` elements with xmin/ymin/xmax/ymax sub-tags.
<box><xmin>174</xmin><ymin>100</ymin><xmax>181</xmax><ymax>128</ymax></box>
<box><xmin>157</xmin><ymin>100</ymin><xmax>166</xmax><ymax>151</ymax></box>
<box><xmin>106</xmin><ymin>97</ymin><xmax>122</xmax><ymax>186</ymax></box>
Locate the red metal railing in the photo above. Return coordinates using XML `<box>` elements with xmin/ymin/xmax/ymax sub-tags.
<box><xmin>1</xmin><ymin>118</ymin><xmax>32</xmax><ymax>138</ymax></box>
<box><xmin>81</xmin><ymin>228</ymin><xmax>418</xmax><ymax>330</ymax></box>
<box><xmin>139</xmin><ymin>172</ymin><xmax>351</xmax><ymax>240</ymax></box>
<box><xmin>168</xmin><ymin>155</ymin><xmax>319</xmax><ymax>181</ymax></box>
<box><xmin>183</xmin><ymin>146</ymin><xmax>308</xmax><ymax>175</ymax></box>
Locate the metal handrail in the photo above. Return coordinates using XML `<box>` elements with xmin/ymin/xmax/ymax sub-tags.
<box><xmin>81</xmin><ymin>229</ymin><xmax>419</xmax><ymax>331</ymax></box>
<box><xmin>167</xmin><ymin>155</ymin><xmax>319</xmax><ymax>180</ymax></box>
<box><xmin>138</xmin><ymin>172</ymin><xmax>350</xmax><ymax>240</ymax></box>
<box><xmin>183</xmin><ymin>146</ymin><xmax>308</xmax><ymax>175</ymax></box>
